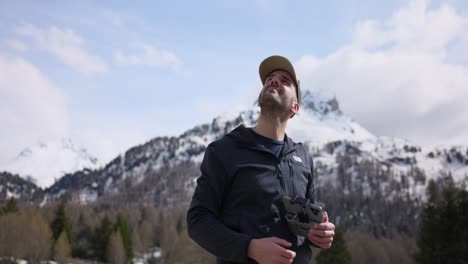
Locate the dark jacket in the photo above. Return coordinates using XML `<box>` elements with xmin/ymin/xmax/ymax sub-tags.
<box><xmin>187</xmin><ymin>125</ymin><xmax>316</xmax><ymax>263</ymax></box>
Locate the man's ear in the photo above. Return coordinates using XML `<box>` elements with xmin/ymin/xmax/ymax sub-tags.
<box><xmin>291</xmin><ymin>102</ymin><xmax>300</xmax><ymax>115</ymax></box>
<box><xmin>289</xmin><ymin>102</ymin><xmax>300</xmax><ymax>118</ymax></box>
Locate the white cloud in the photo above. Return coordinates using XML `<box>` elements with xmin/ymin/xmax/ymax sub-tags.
<box><xmin>5</xmin><ymin>39</ymin><xmax>28</xmax><ymax>51</ymax></box>
<box><xmin>72</xmin><ymin>110</ymin><xmax>184</xmax><ymax>165</ymax></box>
<box><xmin>297</xmin><ymin>0</ymin><xmax>468</xmax><ymax>145</ymax></box>
<box><xmin>15</xmin><ymin>24</ymin><xmax>108</xmax><ymax>75</ymax></box>
<box><xmin>73</xmin><ymin>126</ymin><xmax>149</xmax><ymax>166</ymax></box>
<box><xmin>0</xmin><ymin>54</ymin><xmax>71</xmax><ymax>164</ymax></box>
<box><xmin>115</xmin><ymin>44</ymin><xmax>191</xmax><ymax>75</ymax></box>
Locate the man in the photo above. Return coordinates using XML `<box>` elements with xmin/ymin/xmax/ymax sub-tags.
<box><xmin>187</xmin><ymin>55</ymin><xmax>335</xmax><ymax>264</ymax></box>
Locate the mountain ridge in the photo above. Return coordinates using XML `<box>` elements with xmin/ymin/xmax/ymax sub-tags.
<box><xmin>1</xmin><ymin>88</ymin><xmax>467</xmax><ymax>209</ymax></box>
<box><xmin>0</xmin><ymin>138</ymin><xmax>99</xmax><ymax>188</ymax></box>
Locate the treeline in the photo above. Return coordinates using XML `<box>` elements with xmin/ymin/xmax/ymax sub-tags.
<box><xmin>1</xmin><ymin>179</ymin><xmax>467</xmax><ymax>264</ymax></box>
<box><xmin>0</xmin><ymin>199</ymin><xmax>212</xmax><ymax>263</ymax></box>
<box><xmin>313</xmin><ymin>175</ymin><xmax>468</xmax><ymax>264</ymax></box>
<box><xmin>0</xmin><ymin>198</ymin><xmax>50</xmax><ymax>261</ymax></box>
<box><xmin>415</xmin><ymin>176</ymin><xmax>468</xmax><ymax>264</ymax></box>
<box><xmin>315</xmin><ymin>152</ymin><xmax>425</xmax><ymax>238</ymax></box>
<box><xmin>1</xmin><ymin>157</ymin><xmax>467</xmax><ymax>263</ymax></box>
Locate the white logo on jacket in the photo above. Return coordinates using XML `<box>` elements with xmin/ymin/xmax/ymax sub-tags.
<box><xmin>292</xmin><ymin>156</ymin><xmax>302</xmax><ymax>163</ymax></box>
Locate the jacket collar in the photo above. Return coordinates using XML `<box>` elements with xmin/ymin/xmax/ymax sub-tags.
<box><xmin>226</xmin><ymin>124</ymin><xmax>301</xmax><ymax>156</ymax></box>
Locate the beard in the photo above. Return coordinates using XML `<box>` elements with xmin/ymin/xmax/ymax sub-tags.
<box><xmin>257</xmin><ymin>87</ymin><xmax>294</xmax><ymax>119</ymax></box>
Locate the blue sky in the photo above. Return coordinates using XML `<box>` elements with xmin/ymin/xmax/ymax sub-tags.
<box><xmin>1</xmin><ymin>0</ymin><xmax>468</xmax><ymax>164</ymax></box>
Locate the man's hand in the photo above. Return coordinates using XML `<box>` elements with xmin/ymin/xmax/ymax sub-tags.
<box><xmin>308</xmin><ymin>211</ymin><xmax>335</xmax><ymax>249</ymax></box>
<box><xmin>248</xmin><ymin>237</ymin><xmax>296</xmax><ymax>264</ymax></box>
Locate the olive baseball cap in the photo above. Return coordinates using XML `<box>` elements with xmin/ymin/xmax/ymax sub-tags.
<box><xmin>259</xmin><ymin>55</ymin><xmax>301</xmax><ymax>104</ymax></box>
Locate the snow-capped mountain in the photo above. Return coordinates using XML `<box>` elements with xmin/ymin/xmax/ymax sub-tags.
<box><xmin>287</xmin><ymin>89</ymin><xmax>375</xmax><ymax>143</ymax></box>
<box><xmin>309</xmin><ymin>138</ymin><xmax>468</xmax><ymax>201</ymax></box>
<box><xmin>0</xmin><ymin>138</ymin><xmax>100</xmax><ymax>188</ymax></box>
<box><xmin>38</xmin><ymin>88</ymin><xmax>466</xmax><ymax>206</ymax></box>
<box><xmin>2</xmin><ymin>88</ymin><xmax>467</xmax><ymax>213</ymax></box>
<box><xmin>41</xmin><ymin>89</ymin><xmax>374</xmax><ymax>202</ymax></box>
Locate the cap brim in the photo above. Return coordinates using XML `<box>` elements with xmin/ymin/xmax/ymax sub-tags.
<box><xmin>259</xmin><ymin>55</ymin><xmax>298</xmax><ymax>86</ymax></box>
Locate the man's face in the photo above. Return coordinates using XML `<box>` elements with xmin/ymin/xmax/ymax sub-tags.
<box><xmin>258</xmin><ymin>70</ymin><xmax>298</xmax><ymax>117</ymax></box>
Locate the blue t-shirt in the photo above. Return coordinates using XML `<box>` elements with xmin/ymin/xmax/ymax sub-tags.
<box><xmin>247</xmin><ymin>128</ymin><xmax>284</xmax><ymax>157</ymax></box>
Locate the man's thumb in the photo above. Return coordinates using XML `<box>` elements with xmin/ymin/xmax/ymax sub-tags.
<box><xmin>323</xmin><ymin>211</ymin><xmax>329</xmax><ymax>223</ymax></box>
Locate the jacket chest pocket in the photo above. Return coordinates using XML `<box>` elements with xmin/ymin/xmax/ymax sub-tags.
<box><xmin>231</xmin><ymin>164</ymin><xmax>279</xmax><ymax>202</ymax></box>
<box><xmin>281</xmin><ymin>158</ymin><xmax>310</xmax><ymax>198</ymax></box>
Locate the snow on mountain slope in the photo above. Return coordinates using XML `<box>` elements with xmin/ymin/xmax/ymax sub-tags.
<box><xmin>287</xmin><ymin>90</ymin><xmax>375</xmax><ymax>144</ymax></box>
<box><xmin>0</xmin><ymin>171</ymin><xmax>42</xmax><ymax>202</ymax></box>
<box><xmin>0</xmin><ymin>138</ymin><xmax>99</xmax><ymax>188</ymax></box>
<box><xmin>11</xmin><ymin>86</ymin><xmax>466</xmax><ymax>205</ymax></box>
<box><xmin>189</xmin><ymin>89</ymin><xmax>375</xmax><ymax>148</ymax></box>
<box><xmin>359</xmin><ymin>138</ymin><xmax>468</xmax><ymax>183</ymax></box>
<box><xmin>308</xmin><ymin>136</ymin><xmax>468</xmax><ymax>202</ymax></box>
<box><xmin>41</xmin><ymin>88</ymin><xmax>380</xmax><ymax>202</ymax></box>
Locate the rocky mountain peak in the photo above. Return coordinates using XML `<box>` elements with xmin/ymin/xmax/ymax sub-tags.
<box><xmin>301</xmin><ymin>89</ymin><xmax>343</xmax><ymax>116</ymax></box>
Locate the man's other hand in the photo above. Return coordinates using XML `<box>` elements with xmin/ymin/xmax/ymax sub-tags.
<box><xmin>248</xmin><ymin>237</ymin><xmax>296</xmax><ymax>264</ymax></box>
<box><xmin>308</xmin><ymin>211</ymin><xmax>335</xmax><ymax>249</ymax></box>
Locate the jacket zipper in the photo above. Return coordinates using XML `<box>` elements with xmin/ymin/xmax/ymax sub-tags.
<box><xmin>276</xmin><ymin>164</ymin><xmax>285</xmax><ymax>197</ymax></box>
<box><xmin>288</xmin><ymin>159</ymin><xmax>296</xmax><ymax>197</ymax></box>
<box><xmin>245</xmin><ymin>144</ymin><xmax>300</xmax><ymax>198</ymax></box>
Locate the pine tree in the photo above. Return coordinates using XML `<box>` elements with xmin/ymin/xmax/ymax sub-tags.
<box><xmin>426</xmin><ymin>179</ymin><xmax>438</xmax><ymax>204</ymax></box>
<box><xmin>416</xmin><ymin>178</ymin><xmax>468</xmax><ymax>264</ymax></box>
<box><xmin>115</xmin><ymin>213</ymin><xmax>134</xmax><ymax>262</ymax></box>
<box><xmin>53</xmin><ymin>230</ymin><xmax>71</xmax><ymax>263</ymax></box>
<box><xmin>1</xmin><ymin>197</ymin><xmax>19</xmax><ymax>214</ymax></box>
<box><xmin>316</xmin><ymin>227</ymin><xmax>352</xmax><ymax>264</ymax></box>
<box><xmin>72</xmin><ymin>212</ymin><xmax>90</xmax><ymax>258</ymax></box>
<box><xmin>455</xmin><ymin>188</ymin><xmax>468</xmax><ymax>262</ymax></box>
<box><xmin>50</xmin><ymin>201</ymin><xmax>73</xmax><ymax>244</ymax></box>
<box><xmin>93</xmin><ymin>215</ymin><xmax>113</xmax><ymax>262</ymax></box>
<box><xmin>107</xmin><ymin>231</ymin><xmax>126</xmax><ymax>264</ymax></box>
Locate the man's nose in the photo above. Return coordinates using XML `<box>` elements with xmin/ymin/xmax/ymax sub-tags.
<box><xmin>268</xmin><ymin>77</ymin><xmax>279</xmax><ymax>86</ymax></box>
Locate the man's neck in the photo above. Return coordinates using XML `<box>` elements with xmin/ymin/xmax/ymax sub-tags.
<box><xmin>253</xmin><ymin>112</ymin><xmax>288</xmax><ymax>141</ymax></box>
